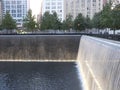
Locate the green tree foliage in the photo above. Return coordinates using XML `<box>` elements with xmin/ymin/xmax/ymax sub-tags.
<box><xmin>40</xmin><ymin>12</ymin><xmax>61</xmax><ymax>30</ymax></box>
<box><xmin>2</xmin><ymin>12</ymin><xmax>16</xmax><ymax>30</ymax></box>
<box><xmin>0</xmin><ymin>25</ymin><xmax>2</xmax><ymax>30</ymax></box>
<box><xmin>62</xmin><ymin>15</ymin><xmax>73</xmax><ymax>30</ymax></box>
<box><xmin>92</xmin><ymin>3</ymin><xmax>112</xmax><ymax>29</ymax></box>
<box><xmin>92</xmin><ymin>3</ymin><xmax>120</xmax><ymax>34</ymax></box>
<box><xmin>85</xmin><ymin>17</ymin><xmax>92</xmax><ymax>29</ymax></box>
<box><xmin>100</xmin><ymin>3</ymin><xmax>112</xmax><ymax>29</ymax></box>
<box><xmin>110</xmin><ymin>4</ymin><xmax>120</xmax><ymax>34</ymax></box>
<box><xmin>51</xmin><ymin>12</ymin><xmax>61</xmax><ymax>30</ymax></box>
<box><xmin>23</xmin><ymin>9</ymin><xmax>36</xmax><ymax>32</ymax></box>
<box><xmin>92</xmin><ymin>12</ymin><xmax>102</xmax><ymax>29</ymax></box>
<box><xmin>35</xmin><ymin>23</ymin><xmax>40</xmax><ymax>30</ymax></box>
<box><xmin>74</xmin><ymin>13</ymin><xmax>85</xmax><ymax>31</ymax></box>
<box><xmin>111</xmin><ymin>4</ymin><xmax>120</xmax><ymax>29</ymax></box>
<box><xmin>40</xmin><ymin>12</ymin><xmax>52</xmax><ymax>30</ymax></box>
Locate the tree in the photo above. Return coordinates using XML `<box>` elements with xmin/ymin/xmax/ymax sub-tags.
<box><xmin>62</xmin><ymin>14</ymin><xmax>73</xmax><ymax>31</ymax></box>
<box><xmin>100</xmin><ymin>3</ymin><xmax>112</xmax><ymax>29</ymax></box>
<box><xmin>23</xmin><ymin>9</ymin><xmax>36</xmax><ymax>32</ymax></box>
<box><xmin>2</xmin><ymin>11</ymin><xmax>16</xmax><ymax>31</ymax></box>
<box><xmin>40</xmin><ymin>12</ymin><xmax>52</xmax><ymax>30</ymax></box>
<box><xmin>51</xmin><ymin>12</ymin><xmax>61</xmax><ymax>30</ymax></box>
<box><xmin>0</xmin><ymin>25</ymin><xmax>2</xmax><ymax>30</ymax></box>
<box><xmin>40</xmin><ymin>11</ymin><xmax>61</xmax><ymax>30</ymax></box>
<box><xmin>74</xmin><ymin>13</ymin><xmax>85</xmax><ymax>31</ymax></box>
<box><xmin>92</xmin><ymin>11</ymin><xmax>102</xmax><ymax>29</ymax></box>
<box><xmin>110</xmin><ymin>4</ymin><xmax>120</xmax><ymax>34</ymax></box>
<box><xmin>85</xmin><ymin>17</ymin><xmax>92</xmax><ymax>29</ymax></box>
<box><xmin>92</xmin><ymin>3</ymin><xmax>112</xmax><ymax>30</ymax></box>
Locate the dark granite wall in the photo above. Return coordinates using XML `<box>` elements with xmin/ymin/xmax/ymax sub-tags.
<box><xmin>0</xmin><ymin>35</ymin><xmax>81</xmax><ymax>60</ymax></box>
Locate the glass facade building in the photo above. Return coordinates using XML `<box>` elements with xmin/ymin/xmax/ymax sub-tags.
<box><xmin>3</xmin><ymin>0</ymin><xmax>30</xmax><ymax>27</ymax></box>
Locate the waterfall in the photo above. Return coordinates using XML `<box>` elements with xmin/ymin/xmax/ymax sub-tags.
<box><xmin>77</xmin><ymin>36</ymin><xmax>120</xmax><ymax>90</ymax></box>
<box><xmin>0</xmin><ymin>35</ymin><xmax>81</xmax><ymax>61</ymax></box>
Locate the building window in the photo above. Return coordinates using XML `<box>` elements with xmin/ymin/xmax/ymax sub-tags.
<box><xmin>12</xmin><ymin>14</ymin><xmax>16</xmax><ymax>17</ymax></box>
<box><xmin>52</xmin><ymin>6</ymin><xmax>56</xmax><ymax>9</ymax></box>
<box><xmin>17</xmin><ymin>14</ymin><xmax>22</xmax><ymax>17</ymax></box>
<box><xmin>52</xmin><ymin>2</ymin><xmax>56</xmax><ymax>5</ymax></box>
<box><xmin>17</xmin><ymin>5</ymin><xmax>22</xmax><ymax>8</ymax></box>
<box><xmin>58</xmin><ymin>2</ymin><xmax>62</xmax><ymax>5</ymax></box>
<box><xmin>58</xmin><ymin>6</ymin><xmax>62</xmax><ymax>9</ymax></box>
<box><xmin>17</xmin><ymin>10</ymin><xmax>22</xmax><ymax>13</ymax></box>
<box><xmin>12</xmin><ymin>5</ymin><xmax>16</xmax><ymax>9</ymax></box>
<box><xmin>6</xmin><ymin>5</ymin><xmax>10</xmax><ymax>9</ymax></box>
<box><xmin>6</xmin><ymin>1</ymin><xmax>10</xmax><ymax>4</ymax></box>
<box><xmin>17</xmin><ymin>1</ymin><xmax>21</xmax><ymax>4</ymax></box>
<box><xmin>60</xmin><ymin>10</ymin><xmax>62</xmax><ymax>12</ymax></box>
<box><xmin>46</xmin><ymin>6</ymin><xmax>50</xmax><ymax>9</ymax></box>
<box><xmin>46</xmin><ymin>2</ymin><xmax>50</xmax><ymax>5</ymax></box>
<box><xmin>12</xmin><ymin>1</ymin><xmax>16</xmax><ymax>4</ymax></box>
<box><xmin>12</xmin><ymin>10</ymin><xmax>16</xmax><ymax>13</ymax></box>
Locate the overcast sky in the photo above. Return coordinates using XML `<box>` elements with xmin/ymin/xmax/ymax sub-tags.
<box><xmin>30</xmin><ymin>0</ymin><xmax>42</xmax><ymax>16</ymax></box>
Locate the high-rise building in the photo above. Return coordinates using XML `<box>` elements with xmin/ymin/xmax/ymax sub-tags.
<box><xmin>65</xmin><ymin>0</ymin><xmax>81</xmax><ymax>19</ymax></box>
<box><xmin>78</xmin><ymin>0</ymin><xmax>104</xmax><ymax>19</ymax></box>
<box><xmin>65</xmin><ymin>0</ymin><xmax>109</xmax><ymax>19</ymax></box>
<box><xmin>42</xmin><ymin>0</ymin><xmax>118</xmax><ymax>21</ymax></box>
<box><xmin>0</xmin><ymin>0</ymin><xmax>2</xmax><ymax>24</ymax></box>
<box><xmin>3</xmin><ymin>0</ymin><xmax>30</xmax><ymax>27</ymax></box>
<box><xmin>42</xmin><ymin>0</ymin><xmax>65</xmax><ymax>21</ymax></box>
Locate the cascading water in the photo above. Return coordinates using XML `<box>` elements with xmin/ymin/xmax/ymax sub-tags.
<box><xmin>77</xmin><ymin>36</ymin><xmax>120</xmax><ymax>90</ymax></box>
<box><xmin>0</xmin><ymin>35</ymin><xmax>80</xmax><ymax>61</ymax></box>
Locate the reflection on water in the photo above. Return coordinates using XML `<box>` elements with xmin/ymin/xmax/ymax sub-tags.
<box><xmin>0</xmin><ymin>62</ymin><xmax>82</xmax><ymax>90</ymax></box>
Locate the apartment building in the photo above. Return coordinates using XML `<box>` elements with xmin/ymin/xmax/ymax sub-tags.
<box><xmin>78</xmin><ymin>0</ymin><xmax>103</xmax><ymax>19</ymax></box>
<box><xmin>65</xmin><ymin>0</ymin><xmax>81</xmax><ymax>19</ymax></box>
<box><xmin>42</xmin><ymin>0</ymin><xmax>113</xmax><ymax>21</ymax></box>
<box><xmin>3</xmin><ymin>0</ymin><xmax>30</xmax><ymax>27</ymax></box>
<box><xmin>65</xmin><ymin>0</ymin><xmax>109</xmax><ymax>19</ymax></box>
<box><xmin>42</xmin><ymin>0</ymin><xmax>65</xmax><ymax>21</ymax></box>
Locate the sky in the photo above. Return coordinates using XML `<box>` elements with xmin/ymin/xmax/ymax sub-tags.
<box><xmin>30</xmin><ymin>0</ymin><xmax>42</xmax><ymax>16</ymax></box>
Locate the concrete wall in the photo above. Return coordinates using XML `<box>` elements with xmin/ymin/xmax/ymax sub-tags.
<box><xmin>77</xmin><ymin>36</ymin><xmax>120</xmax><ymax>90</ymax></box>
<box><xmin>0</xmin><ymin>35</ymin><xmax>81</xmax><ymax>61</ymax></box>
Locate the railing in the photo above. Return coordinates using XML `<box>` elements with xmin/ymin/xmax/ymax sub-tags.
<box><xmin>0</xmin><ymin>32</ymin><xmax>120</xmax><ymax>41</ymax></box>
